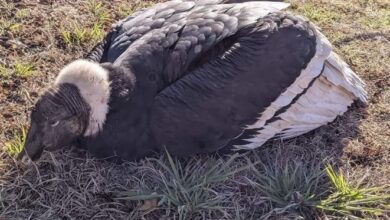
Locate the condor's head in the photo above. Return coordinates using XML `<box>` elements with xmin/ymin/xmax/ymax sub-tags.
<box><xmin>18</xmin><ymin>60</ymin><xmax>111</xmax><ymax>161</ymax></box>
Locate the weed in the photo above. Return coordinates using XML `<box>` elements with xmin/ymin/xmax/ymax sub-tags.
<box><xmin>246</xmin><ymin>157</ymin><xmax>328</xmax><ymax>219</ymax></box>
<box><xmin>60</xmin><ymin>29</ymin><xmax>72</xmax><ymax>45</ymax></box>
<box><xmin>0</xmin><ymin>64</ymin><xmax>8</xmax><ymax>76</ymax></box>
<box><xmin>0</xmin><ymin>20</ymin><xmax>21</xmax><ymax>35</ymax></box>
<box><xmin>316</xmin><ymin>165</ymin><xmax>390</xmax><ymax>219</ymax></box>
<box><xmin>4</xmin><ymin>128</ymin><xmax>26</xmax><ymax>157</ymax></box>
<box><xmin>13</xmin><ymin>61</ymin><xmax>34</xmax><ymax>77</ymax></box>
<box><xmin>60</xmin><ymin>23</ymin><xmax>104</xmax><ymax>46</ymax></box>
<box><xmin>60</xmin><ymin>23</ymin><xmax>87</xmax><ymax>45</ymax></box>
<box><xmin>90</xmin><ymin>23</ymin><xmax>104</xmax><ymax>41</ymax></box>
<box><xmin>0</xmin><ymin>1</ymin><xmax>15</xmax><ymax>16</ymax></box>
<box><xmin>73</xmin><ymin>25</ymin><xmax>88</xmax><ymax>45</ymax></box>
<box><xmin>117</xmin><ymin>152</ymin><xmax>251</xmax><ymax>219</ymax></box>
<box><xmin>86</xmin><ymin>0</ymin><xmax>109</xmax><ymax>24</ymax></box>
<box><xmin>15</xmin><ymin>9</ymin><xmax>29</xmax><ymax>20</ymax></box>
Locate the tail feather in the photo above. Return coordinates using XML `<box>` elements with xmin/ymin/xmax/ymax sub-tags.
<box><xmin>323</xmin><ymin>52</ymin><xmax>368</xmax><ymax>103</ymax></box>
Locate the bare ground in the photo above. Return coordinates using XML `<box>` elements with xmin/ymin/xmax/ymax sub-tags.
<box><xmin>0</xmin><ymin>0</ymin><xmax>389</xmax><ymax>219</ymax></box>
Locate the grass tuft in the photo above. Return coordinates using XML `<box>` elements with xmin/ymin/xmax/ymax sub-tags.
<box><xmin>246</xmin><ymin>156</ymin><xmax>328</xmax><ymax>219</ymax></box>
<box><xmin>117</xmin><ymin>152</ymin><xmax>251</xmax><ymax>219</ymax></box>
<box><xmin>15</xmin><ymin>9</ymin><xmax>29</xmax><ymax>20</ymax></box>
<box><xmin>13</xmin><ymin>61</ymin><xmax>34</xmax><ymax>77</ymax></box>
<box><xmin>246</xmin><ymin>159</ymin><xmax>390</xmax><ymax>219</ymax></box>
<box><xmin>0</xmin><ymin>63</ymin><xmax>8</xmax><ymax>76</ymax></box>
<box><xmin>316</xmin><ymin>165</ymin><xmax>390</xmax><ymax>219</ymax></box>
<box><xmin>86</xmin><ymin>0</ymin><xmax>109</xmax><ymax>24</ymax></box>
<box><xmin>0</xmin><ymin>20</ymin><xmax>21</xmax><ymax>36</ymax></box>
<box><xmin>60</xmin><ymin>23</ymin><xmax>104</xmax><ymax>46</ymax></box>
<box><xmin>4</xmin><ymin>127</ymin><xmax>26</xmax><ymax>157</ymax></box>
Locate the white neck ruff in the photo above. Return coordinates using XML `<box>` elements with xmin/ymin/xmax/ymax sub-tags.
<box><xmin>55</xmin><ymin>59</ymin><xmax>110</xmax><ymax>136</ymax></box>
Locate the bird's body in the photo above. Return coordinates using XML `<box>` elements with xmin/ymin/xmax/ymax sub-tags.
<box><xmin>20</xmin><ymin>0</ymin><xmax>367</xmax><ymax>161</ymax></box>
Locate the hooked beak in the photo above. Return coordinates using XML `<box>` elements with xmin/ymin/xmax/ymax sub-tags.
<box><xmin>17</xmin><ymin>124</ymin><xmax>44</xmax><ymax>161</ymax></box>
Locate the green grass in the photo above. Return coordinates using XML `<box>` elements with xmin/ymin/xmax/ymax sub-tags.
<box><xmin>0</xmin><ymin>0</ymin><xmax>389</xmax><ymax>219</ymax></box>
<box><xmin>246</xmin><ymin>156</ymin><xmax>328</xmax><ymax>219</ymax></box>
<box><xmin>357</xmin><ymin>8</ymin><xmax>390</xmax><ymax>29</ymax></box>
<box><xmin>117</xmin><ymin>152</ymin><xmax>252</xmax><ymax>219</ymax></box>
<box><xmin>0</xmin><ymin>20</ymin><xmax>21</xmax><ymax>36</ymax></box>
<box><xmin>86</xmin><ymin>0</ymin><xmax>109</xmax><ymax>24</ymax></box>
<box><xmin>0</xmin><ymin>64</ymin><xmax>8</xmax><ymax>76</ymax></box>
<box><xmin>15</xmin><ymin>9</ymin><xmax>29</xmax><ymax>20</ymax></box>
<box><xmin>245</xmin><ymin>156</ymin><xmax>390</xmax><ymax>219</ymax></box>
<box><xmin>4</xmin><ymin>128</ymin><xmax>26</xmax><ymax>157</ymax></box>
<box><xmin>0</xmin><ymin>60</ymin><xmax>35</xmax><ymax>78</ymax></box>
<box><xmin>60</xmin><ymin>23</ymin><xmax>104</xmax><ymax>46</ymax></box>
<box><xmin>316</xmin><ymin>165</ymin><xmax>390</xmax><ymax>219</ymax></box>
<box><xmin>293</xmin><ymin>3</ymin><xmax>342</xmax><ymax>25</ymax></box>
<box><xmin>0</xmin><ymin>1</ymin><xmax>15</xmax><ymax>16</ymax></box>
<box><xmin>90</xmin><ymin>23</ymin><xmax>104</xmax><ymax>41</ymax></box>
<box><xmin>13</xmin><ymin>61</ymin><xmax>34</xmax><ymax>77</ymax></box>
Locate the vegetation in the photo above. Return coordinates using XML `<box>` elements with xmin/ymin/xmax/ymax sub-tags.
<box><xmin>4</xmin><ymin>128</ymin><xmax>26</xmax><ymax>157</ymax></box>
<box><xmin>13</xmin><ymin>61</ymin><xmax>34</xmax><ymax>78</ymax></box>
<box><xmin>0</xmin><ymin>0</ymin><xmax>388</xmax><ymax>219</ymax></box>
<box><xmin>317</xmin><ymin>165</ymin><xmax>390</xmax><ymax>219</ymax></box>
<box><xmin>246</xmin><ymin>157</ymin><xmax>328</xmax><ymax>219</ymax></box>
<box><xmin>60</xmin><ymin>22</ymin><xmax>105</xmax><ymax>46</ymax></box>
<box><xmin>117</xmin><ymin>152</ymin><xmax>252</xmax><ymax>219</ymax></box>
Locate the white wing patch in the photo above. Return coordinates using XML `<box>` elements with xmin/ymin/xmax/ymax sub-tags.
<box><xmin>243</xmin><ymin>31</ymin><xmax>332</xmax><ymax>131</ymax></box>
<box><xmin>235</xmin><ymin>31</ymin><xmax>367</xmax><ymax>150</ymax></box>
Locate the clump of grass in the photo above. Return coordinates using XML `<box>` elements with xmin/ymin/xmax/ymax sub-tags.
<box><xmin>316</xmin><ymin>165</ymin><xmax>390</xmax><ymax>219</ymax></box>
<box><xmin>60</xmin><ymin>29</ymin><xmax>72</xmax><ymax>45</ymax></box>
<box><xmin>90</xmin><ymin>23</ymin><xmax>104</xmax><ymax>41</ymax></box>
<box><xmin>4</xmin><ymin>128</ymin><xmax>26</xmax><ymax>157</ymax></box>
<box><xmin>60</xmin><ymin>23</ymin><xmax>104</xmax><ymax>46</ymax></box>
<box><xmin>0</xmin><ymin>20</ymin><xmax>21</xmax><ymax>36</ymax></box>
<box><xmin>86</xmin><ymin>0</ymin><xmax>109</xmax><ymax>24</ymax></box>
<box><xmin>0</xmin><ymin>63</ymin><xmax>8</xmax><ymax>76</ymax></box>
<box><xmin>0</xmin><ymin>1</ymin><xmax>15</xmax><ymax>17</ymax></box>
<box><xmin>247</xmin><ymin>157</ymin><xmax>390</xmax><ymax>219</ymax></box>
<box><xmin>15</xmin><ymin>9</ymin><xmax>29</xmax><ymax>20</ymax></box>
<box><xmin>117</xmin><ymin>152</ymin><xmax>251</xmax><ymax>219</ymax></box>
<box><xmin>246</xmin><ymin>157</ymin><xmax>328</xmax><ymax>219</ymax></box>
<box><xmin>13</xmin><ymin>61</ymin><xmax>34</xmax><ymax>77</ymax></box>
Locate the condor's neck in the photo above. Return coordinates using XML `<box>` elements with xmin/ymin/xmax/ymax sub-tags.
<box><xmin>82</xmin><ymin>63</ymin><xmax>160</xmax><ymax>160</ymax></box>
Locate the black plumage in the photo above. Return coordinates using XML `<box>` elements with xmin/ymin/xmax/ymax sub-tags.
<box><xmin>82</xmin><ymin>3</ymin><xmax>318</xmax><ymax>160</ymax></box>
<box><xmin>21</xmin><ymin>0</ymin><xmax>367</xmax><ymax>161</ymax></box>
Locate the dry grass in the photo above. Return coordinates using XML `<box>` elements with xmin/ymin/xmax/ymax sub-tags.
<box><xmin>0</xmin><ymin>0</ymin><xmax>389</xmax><ymax>219</ymax></box>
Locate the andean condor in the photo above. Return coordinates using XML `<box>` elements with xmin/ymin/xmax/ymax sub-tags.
<box><xmin>19</xmin><ymin>0</ymin><xmax>367</xmax><ymax>161</ymax></box>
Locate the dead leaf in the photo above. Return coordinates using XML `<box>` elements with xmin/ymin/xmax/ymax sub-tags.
<box><xmin>139</xmin><ymin>199</ymin><xmax>158</xmax><ymax>211</ymax></box>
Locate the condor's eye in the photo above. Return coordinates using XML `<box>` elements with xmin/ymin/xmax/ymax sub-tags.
<box><xmin>50</xmin><ymin>121</ymin><xmax>60</xmax><ymax>127</ymax></box>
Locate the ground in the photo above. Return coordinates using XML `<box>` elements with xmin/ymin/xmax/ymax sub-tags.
<box><xmin>0</xmin><ymin>0</ymin><xmax>389</xmax><ymax>219</ymax></box>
